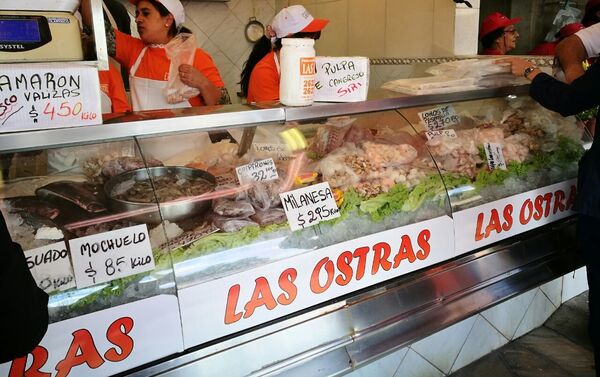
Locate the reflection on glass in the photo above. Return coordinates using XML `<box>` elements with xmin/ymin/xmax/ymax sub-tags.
<box><xmin>136</xmin><ymin>112</ymin><xmax>451</xmax><ymax>289</ymax></box>
<box><xmin>0</xmin><ymin>140</ymin><xmax>177</xmax><ymax>323</ymax></box>
<box><xmin>400</xmin><ymin>95</ymin><xmax>589</xmax><ymax>212</ymax></box>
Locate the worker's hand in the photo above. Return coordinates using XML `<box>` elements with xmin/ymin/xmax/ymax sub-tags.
<box><xmin>178</xmin><ymin>64</ymin><xmax>208</xmax><ymax>89</ymax></box>
<box><xmin>495</xmin><ymin>57</ymin><xmax>541</xmax><ymax>80</ymax></box>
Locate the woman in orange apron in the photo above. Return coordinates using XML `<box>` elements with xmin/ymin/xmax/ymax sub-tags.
<box><xmin>111</xmin><ymin>0</ymin><xmax>224</xmax><ymax>111</ymax></box>
<box><xmin>240</xmin><ymin>5</ymin><xmax>328</xmax><ymax>103</ymax></box>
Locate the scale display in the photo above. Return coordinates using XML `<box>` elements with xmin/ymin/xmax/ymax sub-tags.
<box><xmin>0</xmin><ymin>15</ymin><xmax>51</xmax><ymax>52</ymax></box>
<box><xmin>0</xmin><ymin>19</ymin><xmax>41</xmax><ymax>42</ymax></box>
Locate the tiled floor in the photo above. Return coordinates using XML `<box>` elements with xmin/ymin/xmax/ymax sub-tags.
<box><xmin>450</xmin><ymin>292</ymin><xmax>595</xmax><ymax>377</ymax></box>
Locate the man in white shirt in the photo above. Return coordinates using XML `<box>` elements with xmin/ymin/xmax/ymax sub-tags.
<box><xmin>556</xmin><ymin>22</ymin><xmax>600</xmax><ymax>83</ymax></box>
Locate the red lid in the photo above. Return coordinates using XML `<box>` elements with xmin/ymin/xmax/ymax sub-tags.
<box><xmin>480</xmin><ymin>12</ymin><xmax>521</xmax><ymax>38</ymax></box>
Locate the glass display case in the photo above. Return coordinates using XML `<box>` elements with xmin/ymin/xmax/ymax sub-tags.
<box><xmin>0</xmin><ymin>85</ymin><xmax>588</xmax><ymax>377</ymax></box>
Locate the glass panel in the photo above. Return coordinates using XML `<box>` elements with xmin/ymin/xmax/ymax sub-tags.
<box><xmin>135</xmin><ymin>112</ymin><xmax>451</xmax><ymax>289</ymax></box>
<box><xmin>398</xmin><ymin>94</ymin><xmax>591</xmax><ymax>212</ymax></box>
<box><xmin>0</xmin><ymin>139</ymin><xmax>177</xmax><ymax>323</ymax></box>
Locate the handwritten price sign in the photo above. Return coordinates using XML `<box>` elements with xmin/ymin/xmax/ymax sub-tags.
<box><xmin>418</xmin><ymin>105</ymin><xmax>460</xmax><ymax>131</ymax></box>
<box><xmin>0</xmin><ymin>62</ymin><xmax>102</xmax><ymax>131</ymax></box>
<box><xmin>314</xmin><ymin>57</ymin><xmax>369</xmax><ymax>102</ymax></box>
<box><xmin>425</xmin><ymin>129</ymin><xmax>457</xmax><ymax>141</ymax></box>
<box><xmin>280</xmin><ymin>182</ymin><xmax>341</xmax><ymax>231</ymax></box>
<box><xmin>236</xmin><ymin>158</ymin><xmax>279</xmax><ymax>184</ymax></box>
<box><xmin>24</xmin><ymin>241</ymin><xmax>76</xmax><ymax>294</ymax></box>
<box><xmin>484</xmin><ymin>142</ymin><xmax>507</xmax><ymax>171</ymax></box>
<box><xmin>69</xmin><ymin>224</ymin><xmax>155</xmax><ymax>288</ymax></box>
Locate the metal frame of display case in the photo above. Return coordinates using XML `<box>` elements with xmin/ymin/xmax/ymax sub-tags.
<box><xmin>121</xmin><ymin>219</ymin><xmax>580</xmax><ymax>377</ymax></box>
<box><xmin>0</xmin><ymin>86</ymin><xmax>530</xmax><ymax>152</ymax></box>
<box><xmin>0</xmin><ymin>84</ymin><xmax>582</xmax><ymax>377</ymax></box>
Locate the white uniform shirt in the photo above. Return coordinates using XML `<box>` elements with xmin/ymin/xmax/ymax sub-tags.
<box><xmin>576</xmin><ymin>22</ymin><xmax>600</xmax><ymax>57</ymax></box>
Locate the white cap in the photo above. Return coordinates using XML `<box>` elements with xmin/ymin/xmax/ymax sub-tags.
<box><xmin>271</xmin><ymin>5</ymin><xmax>329</xmax><ymax>38</ymax></box>
<box><xmin>130</xmin><ymin>0</ymin><xmax>185</xmax><ymax>27</ymax></box>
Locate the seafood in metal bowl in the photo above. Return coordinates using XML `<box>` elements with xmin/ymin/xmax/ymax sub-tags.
<box><xmin>104</xmin><ymin>167</ymin><xmax>216</xmax><ymax>223</ymax></box>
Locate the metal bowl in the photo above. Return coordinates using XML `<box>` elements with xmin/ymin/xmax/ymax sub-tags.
<box><xmin>104</xmin><ymin>166</ymin><xmax>216</xmax><ymax>224</ymax></box>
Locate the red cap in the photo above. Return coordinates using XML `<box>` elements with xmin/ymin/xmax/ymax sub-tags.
<box><xmin>480</xmin><ymin>12</ymin><xmax>521</xmax><ymax>38</ymax></box>
<box><xmin>556</xmin><ymin>22</ymin><xmax>585</xmax><ymax>39</ymax></box>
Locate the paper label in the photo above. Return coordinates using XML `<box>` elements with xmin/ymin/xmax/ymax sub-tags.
<box><xmin>252</xmin><ymin>143</ymin><xmax>295</xmax><ymax>162</ymax></box>
<box><xmin>300</xmin><ymin>57</ymin><xmax>316</xmax><ymax>101</ymax></box>
<box><xmin>280</xmin><ymin>182</ymin><xmax>340</xmax><ymax>231</ymax></box>
<box><xmin>69</xmin><ymin>224</ymin><xmax>155</xmax><ymax>288</ymax></box>
<box><xmin>484</xmin><ymin>142</ymin><xmax>507</xmax><ymax>170</ymax></box>
<box><xmin>0</xmin><ymin>63</ymin><xmax>102</xmax><ymax>131</ymax></box>
<box><xmin>24</xmin><ymin>241</ymin><xmax>75</xmax><ymax>293</ymax></box>
<box><xmin>314</xmin><ymin>57</ymin><xmax>370</xmax><ymax>102</ymax></box>
<box><xmin>418</xmin><ymin>105</ymin><xmax>460</xmax><ymax>131</ymax></box>
<box><xmin>235</xmin><ymin>158</ymin><xmax>279</xmax><ymax>184</ymax></box>
<box><xmin>425</xmin><ymin>129</ymin><xmax>457</xmax><ymax>141</ymax></box>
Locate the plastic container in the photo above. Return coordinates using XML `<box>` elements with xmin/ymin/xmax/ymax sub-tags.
<box><xmin>279</xmin><ymin>38</ymin><xmax>316</xmax><ymax>106</ymax></box>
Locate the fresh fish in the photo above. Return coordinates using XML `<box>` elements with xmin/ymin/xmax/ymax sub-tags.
<box><xmin>36</xmin><ymin>181</ymin><xmax>106</xmax><ymax>213</ymax></box>
<box><xmin>2</xmin><ymin>196</ymin><xmax>60</xmax><ymax>219</ymax></box>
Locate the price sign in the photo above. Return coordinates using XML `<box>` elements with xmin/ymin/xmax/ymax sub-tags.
<box><xmin>24</xmin><ymin>241</ymin><xmax>76</xmax><ymax>293</ymax></box>
<box><xmin>280</xmin><ymin>182</ymin><xmax>341</xmax><ymax>231</ymax></box>
<box><xmin>69</xmin><ymin>224</ymin><xmax>155</xmax><ymax>289</ymax></box>
<box><xmin>314</xmin><ymin>57</ymin><xmax>370</xmax><ymax>102</ymax></box>
<box><xmin>235</xmin><ymin>158</ymin><xmax>279</xmax><ymax>184</ymax></box>
<box><xmin>418</xmin><ymin>105</ymin><xmax>460</xmax><ymax>131</ymax></box>
<box><xmin>0</xmin><ymin>63</ymin><xmax>102</xmax><ymax>131</ymax></box>
<box><xmin>425</xmin><ymin>129</ymin><xmax>457</xmax><ymax>141</ymax></box>
<box><xmin>252</xmin><ymin>143</ymin><xmax>295</xmax><ymax>162</ymax></box>
<box><xmin>484</xmin><ymin>142</ymin><xmax>507</xmax><ymax>171</ymax></box>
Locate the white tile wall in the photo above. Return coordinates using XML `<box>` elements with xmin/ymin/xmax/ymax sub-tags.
<box><xmin>450</xmin><ymin>315</ymin><xmax>509</xmax><ymax>372</ymax></box>
<box><xmin>513</xmin><ymin>289</ymin><xmax>556</xmax><ymax>339</ymax></box>
<box><xmin>480</xmin><ymin>288</ymin><xmax>536</xmax><ymax>340</ymax></box>
<box><xmin>343</xmin><ymin>273</ymin><xmax>590</xmax><ymax>376</ymax></box>
<box><xmin>540</xmin><ymin>277</ymin><xmax>563</xmax><ymax>308</ymax></box>
<box><xmin>562</xmin><ymin>267</ymin><xmax>589</xmax><ymax>303</ymax></box>
<box><xmin>344</xmin><ymin>347</ymin><xmax>408</xmax><ymax>377</ymax></box>
<box><xmin>393</xmin><ymin>349</ymin><xmax>444</xmax><ymax>377</ymax></box>
<box><xmin>410</xmin><ymin>316</ymin><xmax>477</xmax><ymax>374</ymax></box>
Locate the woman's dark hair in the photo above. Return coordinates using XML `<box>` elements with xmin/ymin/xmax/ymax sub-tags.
<box><xmin>148</xmin><ymin>0</ymin><xmax>190</xmax><ymax>37</ymax></box>
<box><xmin>239</xmin><ymin>31</ymin><xmax>322</xmax><ymax>97</ymax></box>
<box><xmin>481</xmin><ymin>27</ymin><xmax>504</xmax><ymax>50</ymax></box>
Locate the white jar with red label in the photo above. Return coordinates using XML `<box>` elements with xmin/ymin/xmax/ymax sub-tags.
<box><xmin>279</xmin><ymin>38</ymin><xmax>316</xmax><ymax>106</ymax></box>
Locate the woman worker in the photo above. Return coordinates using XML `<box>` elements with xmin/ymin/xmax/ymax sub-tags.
<box><xmin>104</xmin><ymin>0</ymin><xmax>224</xmax><ymax>111</ymax></box>
<box><xmin>479</xmin><ymin>12</ymin><xmax>521</xmax><ymax>55</ymax></box>
<box><xmin>240</xmin><ymin>5</ymin><xmax>328</xmax><ymax>103</ymax></box>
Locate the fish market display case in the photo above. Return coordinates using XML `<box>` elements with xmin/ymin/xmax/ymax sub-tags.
<box><xmin>0</xmin><ymin>85</ymin><xmax>588</xmax><ymax>377</ymax></box>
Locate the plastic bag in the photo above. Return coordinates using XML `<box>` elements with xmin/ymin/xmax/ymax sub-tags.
<box><xmin>164</xmin><ymin>33</ymin><xmax>200</xmax><ymax>104</ymax></box>
<box><xmin>544</xmin><ymin>1</ymin><xmax>582</xmax><ymax>42</ymax></box>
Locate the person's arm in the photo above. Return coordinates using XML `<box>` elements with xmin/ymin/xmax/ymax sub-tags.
<box><xmin>179</xmin><ymin>64</ymin><xmax>221</xmax><ymax>106</ymax></box>
<box><xmin>530</xmin><ymin>65</ymin><xmax>600</xmax><ymax>117</ymax></box>
<box><xmin>498</xmin><ymin>56</ymin><xmax>600</xmax><ymax>116</ymax></box>
<box><xmin>179</xmin><ymin>49</ymin><xmax>224</xmax><ymax>106</ymax></box>
<box><xmin>0</xmin><ymin>212</ymin><xmax>49</xmax><ymax>363</ymax></box>
<box><xmin>556</xmin><ymin>35</ymin><xmax>588</xmax><ymax>84</ymax></box>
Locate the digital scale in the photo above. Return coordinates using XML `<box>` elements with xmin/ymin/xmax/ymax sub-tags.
<box><xmin>0</xmin><ymin>0</ymin><xmax>83</xmax><ymax>62</ymax></box>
